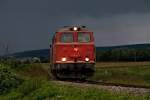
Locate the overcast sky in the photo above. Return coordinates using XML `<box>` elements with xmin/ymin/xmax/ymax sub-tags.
<box><xmin>0</xmin><ymin>0</ymin><xmax>150</xmax><ymax>54</ymax></box>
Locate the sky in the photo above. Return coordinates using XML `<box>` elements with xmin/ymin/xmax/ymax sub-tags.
<box><xmin>0</xmin><ymin>0</ymin><xmax>150</xmax><ymax>54</ymax></box>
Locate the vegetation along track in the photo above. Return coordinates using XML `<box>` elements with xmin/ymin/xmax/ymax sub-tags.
<box><xmin>84</xmin><ymin>80</ymin><xmax>150</xmax><ymax>89</ymax></box>
<box><xmin>53</xmin><ymin>79</ymin><xmax>150</xmax><ymax>95</ymax></box>
<box><xmin>41</xmin><ymin>63</ymin><xmax>150</xmax><ymax>95</ymax></box>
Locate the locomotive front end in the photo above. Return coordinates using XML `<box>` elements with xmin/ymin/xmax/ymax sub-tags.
<box><xmin>51</xmin><ymin>26</ymin><xmax>95</xmax><ymax>79</ymax></box>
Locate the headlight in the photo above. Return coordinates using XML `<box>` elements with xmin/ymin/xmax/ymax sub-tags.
<box><xmin>85</xmin><ymin>57</ymin><xmax>89</xmax><ymax>62</ymax></box>
<box><xmin>73</xmin><ymin>27</ymin><xmax>78</xmax><ymax>31</ymax></box>
<box><xmin>61</xmin><ymin>57</ymin><xmax>67</xmax><ymax>61</ymax></box>
<box><xmin>74</xmin><ymin>47</ymin><xmax>78</xmax><ymax>51</ymax></box>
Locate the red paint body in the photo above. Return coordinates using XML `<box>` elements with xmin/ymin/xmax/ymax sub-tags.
<box><xmin>51</xmin><ymin>30</ymin><xmax>95</xmax><ymax>64</ymax></box>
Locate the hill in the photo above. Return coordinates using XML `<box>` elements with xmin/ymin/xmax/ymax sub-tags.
<box><xmin>12</xmin><ymin>49</ymin><xmax>50</xmax><ymax>58</ymax></box>
<box><xmin>96</xmin><ymin>43</ymin><xmax>150</xmax><ymax>51</ymax></box>
<box><xmin>12</xmin><ymin>43</ymin><xmax>150</xmax><ymax>59</ymax></box>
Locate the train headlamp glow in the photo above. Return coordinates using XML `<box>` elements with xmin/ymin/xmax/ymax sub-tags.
<box><xmin>85</xmin><ymin>57</ymin><xmax>90</xmax><ymax>62</ymax></box>
<box><xmin>61</xmin><ymin>57</ymin><xmax>67</xmax><ymax>61</ymax></box>
<box><xmin>73</xmin><ymin>27</ymin><xmax>78</xmax><ymax>31</ymax></box>
<box><xmin>74</xmin><ymin>48</ymin><xmax>78</xmax><ymax>51</ymax></box>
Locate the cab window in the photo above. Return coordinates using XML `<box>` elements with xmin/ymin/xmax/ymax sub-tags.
<box><xmin>78</xmin><ymin>32</ymin><xmax>91</xmax><ymax>42</ymax></box>
<box><xmin>60</xmin><ymin>32</ymin><xmax>73</xmax><ymax>43</ymax></box>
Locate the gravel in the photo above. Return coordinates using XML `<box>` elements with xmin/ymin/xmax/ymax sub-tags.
<box><xmin>52</xmin><ymin>80</ymin><xmax>150</xmax><ymax>95</ymax></box>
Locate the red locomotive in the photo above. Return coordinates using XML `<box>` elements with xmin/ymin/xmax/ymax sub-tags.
<box><xmin>50</xmin><ymin>26</ymin><xmax>95</xmax><ymax>79</ymax></box>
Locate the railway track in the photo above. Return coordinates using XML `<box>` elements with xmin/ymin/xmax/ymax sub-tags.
<box><xmin>43</xmin><ymin>64</ymin><xmax>150</xmax><ymax>94</ymax></box>
<box><xmin>53</xmin><ymin>79</ymin><xmax>150</xmax><ymax>95</ymax></box>
<box><xmin>74</xmin><ymin>79</ymin><xmax>150</xmax><ymax>89</ymax></box>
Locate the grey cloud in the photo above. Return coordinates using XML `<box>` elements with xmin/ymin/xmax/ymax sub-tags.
<box><xmin>0</xmin><ymin>0</ymin><xmax>150</xmax><ymax>53</ymax></box>
<box><xmin>71</xmin><ymin>13</ymin><xmax>150</xmax><ymax>46</ymax></box>
<box><xmin>5</xmin><ymin>0</ymin><xmax>150</xmax><ymax>16</ymax></box>
<box><xmin>48</xmin><ymin>0</ymin><xmax>150</xmax><ymax>17</ymax></box>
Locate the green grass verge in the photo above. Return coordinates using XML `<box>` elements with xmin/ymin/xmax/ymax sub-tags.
<box><xmin>1</xmin><ymin>62</ymin><xmax>150</xmax><ymax>100</ymax></box>
<box><xmin>15</xmin><ymin>63</ymin><xmax>51</xmax><ymax>80</ymax></box>
<box><xmin>91</xmin><ymin>62</ymin><xmax>150</xmax><ymax>86</ymax></box>
<box><xmin>17</xmin><ymin>63</ymin><xmax>150</xmax><ymax>87</ymax></box>
<box><xmin>0</xmin><ymin>78</ymin><xmax>150</xmax><ymax>100</ymax></box>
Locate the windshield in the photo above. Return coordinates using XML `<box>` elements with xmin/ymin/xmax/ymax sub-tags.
<box><xmin>60</xmin><ymin>32</ymin><xmax>73</xmax><ymax>43</ymax></box>
<box><xmin>78</xmin><ymin>32</ymin><xmax>91</xmax><ymax>42</ymax></box>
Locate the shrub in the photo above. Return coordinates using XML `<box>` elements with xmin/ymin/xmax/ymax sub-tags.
<box><xmin>17</xmin><ymin>78</ymin><xmax>44</xmax><ymax>95</ymax></box>
<box><xmin>0</xmin><ymin>64</ymin><xmax>23</xmax><ymax>94</ymax></box>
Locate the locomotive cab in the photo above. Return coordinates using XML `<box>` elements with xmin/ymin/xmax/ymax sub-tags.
<box><xmin>51</xmin><ymin>26</ymin><xmax>95</xmax><ymax>79</ymax></box>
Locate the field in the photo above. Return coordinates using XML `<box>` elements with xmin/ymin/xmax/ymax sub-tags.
<box><xmin>1</xmin><ymin>78</ymin><xmax>150</xmax><ymax>100</ymax></box>
<box><xmin>0</xmin><ymin>62</ymin><xmax>150</xmax><ymax>100</ymax></box>
<box><xmin>91</xmin><ymin>62</ymin><xmax>150</xmax><ymax>86</ymax></box>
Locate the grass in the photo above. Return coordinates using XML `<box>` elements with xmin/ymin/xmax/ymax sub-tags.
<box><xmin>1</xmin><ymin>62</ymin><xmax>150</xmax><ymax>100</ymax></box>
<box><xmin>15</xmin><ymin>63</ymin><xmax>51</xmax><ymax>80</ymax></box>
<box><xmin>90</xmin><ymin>62</ymin><xmax>150</xmax><ymax>86</ymax></box>
<box><xmin>16</xmin><ymin>62</ymin><xmax>150</xmax><ymax>87</ymax></box>
<box><xmin>0</xmin><ymin>78</ymin><xmax>150</xmax><ymax>100</ymax></box>
<box><xmin>95</xmin><ymin>62</ymin><xmax>150</xmax><ymax>68</ymax></box>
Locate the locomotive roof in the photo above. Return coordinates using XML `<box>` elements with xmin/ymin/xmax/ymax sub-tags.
<box><xmin>56</xmin><ymin>26</ymin><xmax>90</xmax><ymax>32</ymax></box>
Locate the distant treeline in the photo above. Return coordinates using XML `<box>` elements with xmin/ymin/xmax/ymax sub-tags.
<box><xmin>96</xmin><ymin>48</ymin><xmax>150</xmax><ymax>62</ymax></box>
<box><xmin>12</xmin><ymin>44</ymin><xmax>150</xmax><ymax>62</ymax></box>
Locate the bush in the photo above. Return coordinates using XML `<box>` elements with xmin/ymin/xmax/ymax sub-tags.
<box><xmin>0</xmin><ymin>58</ymin><xmax>25</xmax><ymax>69</ymax></box>
<box><xmin>17</xmin><ymin>78</ymin><xmax>44</xmax><ymax>95</ymax></box>
<box><xmin>0</xmin><ymin>64</ymin><xmax>23</xmax><ymax>94</ymax></box>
